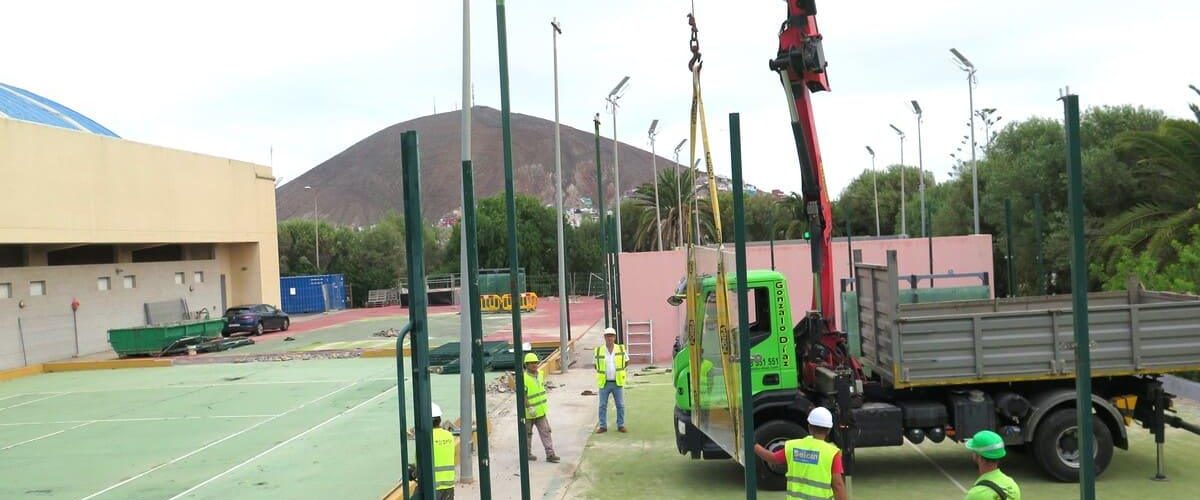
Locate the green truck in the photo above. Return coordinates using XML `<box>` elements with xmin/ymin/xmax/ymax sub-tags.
<box><xmin>672</xmin><ymin>252</ymin><xmax>1200</xmax><ymax>489</ymax></box>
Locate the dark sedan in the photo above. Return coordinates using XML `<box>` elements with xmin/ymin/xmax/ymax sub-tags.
<box><xmin>222</xmin><ymin>304</ymin><xmax>290</xmax><ymax>336</ymax></box>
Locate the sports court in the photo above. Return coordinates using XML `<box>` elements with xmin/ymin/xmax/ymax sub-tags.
<box><xmin>0</xmin><ymin>358</ymin><xmax>486</xmax><ymax>500</ymax></box>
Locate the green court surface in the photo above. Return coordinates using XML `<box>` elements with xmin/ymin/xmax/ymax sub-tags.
<box><xmin>567</xmin><ymin>372</ymin><xmax>1200</xmax><ymax>499</ymax></box>
<box><xmin>216</xmin><ymin>311</ymin><xmax>518</xmax><ymax>356</ymax></box>
<box><xmin>0</xmin><ymin>359</ymin><xmax>488</xmax><ymax>500</ymax></box>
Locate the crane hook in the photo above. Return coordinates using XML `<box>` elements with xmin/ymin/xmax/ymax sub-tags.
<box><xmin>687</xmin><ymin>13</ymin><xmax>702</xmax><ymax>71</ymax></box>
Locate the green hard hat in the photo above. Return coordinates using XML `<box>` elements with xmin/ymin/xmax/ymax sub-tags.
<box><xmin>524</xmin><ymin>352</ymin><xmax>539</xmax><ymax>364</ymax></box>
<box><xmin>965</xmin><ymin>430</ymin><xmax>1006</xmax><ymax>460</ymax></box>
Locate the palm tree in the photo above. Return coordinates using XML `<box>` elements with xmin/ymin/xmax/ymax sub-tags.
<box><xmin>631</xmin><ymin>168</ymin><xmax>713</xmax><ymax>250</ymax></box>
<box><xmin>1100</xmin><ymin>120</ymin><xmax>1200</xmax><ymax>267</ymax></box>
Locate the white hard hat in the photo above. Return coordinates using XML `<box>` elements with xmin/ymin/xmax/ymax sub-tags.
<box><xmin>604</xmin><ymin>327</ymin><xmax>617</xmax><ymax>336</ymax></box>
<box><xmin>807</xmin><ymin>407</ymin><xmax>833</xmax><ymax>428</ymax></box>
<box><xmin>431</xmin><ymin>403</ymin><xmax>443</xmax><ymax>419</ymax></box>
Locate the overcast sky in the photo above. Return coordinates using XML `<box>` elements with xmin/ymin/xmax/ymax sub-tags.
<box><xmin>3</xmin><ymin>0</ymin><xmax>1196</xmax><ymax>197</ymax></box>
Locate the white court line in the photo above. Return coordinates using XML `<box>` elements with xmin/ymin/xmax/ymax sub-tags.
<box><xmin>19</xmin><ymin>378</ymin><xmax>397</xmax><ymax>396</ymax></box>
<box><xmin>80</xmin><ymin>381</ymin><xmax>364</xmax><ymax>500</ymax></box>
<box><xmin>0</xmin><ymin>393</ymin><xmax>29</xmax><ymax>403</ymax></box>
<box><xmin>904</xmin><ymin>440</ymin><xmax>968</xmax><ymax>493</ymax></box>
<box><xmin>166</xmin><ymin>384</ymin><xmax>397</xmax><ymax>500</ymax></box>
<box><xmin>0</xmin><ymin>421</ymin><xmax>95</xmax><ymax>452</ymax></box>
<box><xmin>0</xmin><ymin>393</ymin><xmax>65</xmax><ymax>413</ymax></box>
<box><xmin>0</xmin><ymin>415</ymin><xmax>280</xmax><ymax>427</ymax></box>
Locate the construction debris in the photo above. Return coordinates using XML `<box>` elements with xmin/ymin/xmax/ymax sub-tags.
<box><xmin>373</xmin><ymin>328</ymin><xmax>401</xmax><ymax>338</ymax></box>
<box><xmin>581</xmin><ymin>390</ymin><xmax>597</xmax><ymax>396</ymax></box>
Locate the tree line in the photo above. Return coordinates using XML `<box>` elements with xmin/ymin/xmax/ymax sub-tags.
<box><xmin>280</xmin><ymin>102</ymin><xmax>1200</xmax><ymax>304</ymax></box>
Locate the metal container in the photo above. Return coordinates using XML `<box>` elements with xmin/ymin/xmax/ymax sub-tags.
<box><xmin>107</xmin><ymin>318</ymin><xmax>226</xmax><ymax>357</ymax></box>
<box><xmin>280</xmin><ymin>274</ymin><xmax>346</xmax><ymax>314</ymax></box>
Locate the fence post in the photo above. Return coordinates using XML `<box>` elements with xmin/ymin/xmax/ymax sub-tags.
<box><xmin>17</xmin><ymin>317</ymin><xmax>28</xmax><ymax>367</ymax></box>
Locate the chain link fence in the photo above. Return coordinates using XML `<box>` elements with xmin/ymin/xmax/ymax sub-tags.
<box><xmin>16</xmin><ymin>313</ymin><xmax>77</xmax><ymax>365</ymax></box>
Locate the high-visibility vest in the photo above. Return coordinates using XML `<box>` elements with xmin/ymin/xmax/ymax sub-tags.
<box><xmin>594</xmin><ymin>344</ymin><xmax>627</xmax><ymax>387</ymax></box>
<box><xmin>432</xmin><ymin>427</ymin><xmax>456</xmax><ymax>491</ymax></box>
<box><xmin>524</xmin><ymin>369</ymin><xmax>548</xmax><ymax>419</ymax></box>
<box><xmin>784</xmin><ymin>436</ymin><xmax>839</xmax><ymax>500</ymax></box>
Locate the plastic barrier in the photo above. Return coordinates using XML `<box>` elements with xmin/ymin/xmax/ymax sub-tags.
<box><xmin>478</xmin><ymin>293</ymin><xmax>538</xmax><ymax>313</ymax></box>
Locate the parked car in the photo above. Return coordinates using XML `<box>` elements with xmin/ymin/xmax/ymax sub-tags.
<box><xmin>222</xmin><ymin>304</ymin><xmax>289</xmax><ymax>337</ymax></box>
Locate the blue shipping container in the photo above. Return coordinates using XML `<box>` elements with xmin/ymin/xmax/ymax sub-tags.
<box><xmin>280</xmin><ymin>274</ymin><xmax>346</xmax><ymax>314</ymax></box>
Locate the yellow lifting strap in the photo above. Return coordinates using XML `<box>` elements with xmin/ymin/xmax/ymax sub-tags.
<box><xmin>685</xmin><ymin>11</ymin><xmax>744</xmax><ymax>462</ymax></box>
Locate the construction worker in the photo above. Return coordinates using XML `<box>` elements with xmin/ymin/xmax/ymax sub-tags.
<box><xmin>753</xmin><ymin>407</ymin><xmax>847</xmax><ymax>500</ymax></box>
<box><xmin>523</xmin><ymin>352</ymin><xmax>559</xmax><ymax>463</ymax></box>
<box><xmin>964</xmin><ymin>430</ymin><xmax>1021</xmax><ymax>499</ymax></box>
<box><xmin>595</xmin><ymin>327</ymin><xmax>629</xmax><ymax>433</ymax></box>
<box><xmin>408</xmin><ymin>403</ymin><xmax>456</xmax><ymax>500</ymax></box>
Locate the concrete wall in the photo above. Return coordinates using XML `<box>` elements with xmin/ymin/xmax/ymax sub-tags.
<box><xmin>0</xmin><ymin>260</ymin><xmax>224</xmax><ymax>369</ymax></box>
<box><xmin>617</xmin><ymin>235</ymin><xmax>995</xmax><ymax>362</ymax></box>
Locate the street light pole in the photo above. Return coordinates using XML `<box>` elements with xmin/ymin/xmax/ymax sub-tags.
<box><xmin>648</xmin><ymin>120</ymin><xmax>662</xmax><ymax>251</ymax></box>
<box><xmin>865</xmin><ymin>147</ymin><xmax>880</xmax><ymax>236</ymax></box>
<box><xmin>889</xmin><ymin>124</ymin><xmax>906</xmax><ymax>236</ymax></box>
<box><xmin>673</xmin><ymin>139</ymin><xmax>686</xmax><ymax>248</ymax></box>
<box><xmin>304</xmin><ymin>185</ymin><xmax>319</xmax><ymax>273</ymax></box>
<box><xmin>551</xmin><ymin>18</ymin><xmax>569</xmax><ymax>373</ymax></box>
<box><xmin>911</xmin><ymin>101</ymin><xmax>926</xmax><ymax>238</ymax></box>
<box><xmin>951</xmin><ymin>48</ymin><xmax>980</xmax><ymax>234</ymax></box>
<box><xmin>606</xmin><ymin>76</ymin><xmax>630</xmax><ymax>253</ymax></box>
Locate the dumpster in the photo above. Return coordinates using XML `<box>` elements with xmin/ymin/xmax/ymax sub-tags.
<box><xmin>108</xmin><ymin>318</ymin><xmax>227</xmax><ymax>357</ymax></box>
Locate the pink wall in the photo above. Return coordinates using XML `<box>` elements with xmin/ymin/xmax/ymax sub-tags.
<box><xmin>617</xmin><ymin>235</ymin><xmax>995</xmax><ymax>363</ymax></box>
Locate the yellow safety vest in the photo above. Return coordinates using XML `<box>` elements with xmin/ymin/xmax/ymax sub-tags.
<box><xmin>524</xmin><ymin>369</ymin><xmax>548</xmax><ymax>419</ymax></box>
<box><xmin>594</xmin><ymin>344</ymin><xmax>628</xmax><ymax>387</ymax></box>
<box><xmin>784</xmin><ymin>436</ymin><xmax>839</xmax><ymax>500</ymax></box>
<box><xmin>432</xmin><ymin>427</ymin><xmax>456</xmax><ymax>491</ymax></box>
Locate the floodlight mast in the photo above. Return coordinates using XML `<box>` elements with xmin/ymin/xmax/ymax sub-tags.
<box><xmin>865</xmin><ymin>146</ymin><xmax>880</xmax><ymax>237</ymax></box>
<box><xmin>648</xmin><ymin>119</ymin><xmax>663</xmax><ymax>251</ymax></box>
<box><xmin>951</xmin><ymin>47</ymin><xmax>980</xmax><ymax>234</ymax></box>
<box><xmin>673</xmin><ymin>138</ymin><xmax>687</xmax><ymax>247</ymax></box>
<box><xmin>888</xmin><ymin>123</ymin><xmax>906</xmax><ymax>236</ymax></box>
<box><xmin>606</xmin><ymin>76</ymin><xmax>631</xmax><ymax>253</ymax></box>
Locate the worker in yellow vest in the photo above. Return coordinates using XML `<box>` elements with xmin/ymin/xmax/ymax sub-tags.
<box><xmin>408</xmin><ymin>403</ymin><xmax>456</xmax><ymax>499</ymax></box>
<box><xmin>524</xmin><ymin>352</ymin><xmax>559</xmax><ymax>463</ymax></box>
<box><xmin>595</xmin><ymin>327</ymin><xmax>629</xmax><ymax>433</ymax></box>
<box><xmin>753</xmin><ymin>407</ymin><xmax>847</xmax><ymax>500</ymax></box>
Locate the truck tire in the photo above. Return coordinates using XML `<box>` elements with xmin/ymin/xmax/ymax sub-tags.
<box><xmin>754</xmin><ymin>419</ymin><xmax>807</xmax><ymax>490</ymax></box>
<box><xmin>1032</xmin><ymin>408</ymin><xmax>1114</xmax><ymax>482</ymax></box>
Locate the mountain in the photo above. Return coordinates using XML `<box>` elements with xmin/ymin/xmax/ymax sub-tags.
<box><xmin>275</xmin><ymin>106</ymin><xmax>682</xmax><ymax>227</ymax></box>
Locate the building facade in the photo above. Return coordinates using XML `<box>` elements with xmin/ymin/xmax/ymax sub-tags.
<box><xmin>0</xmin><ymin>97</ymin><xmax>279</xmax><ymax>369</ymax></box>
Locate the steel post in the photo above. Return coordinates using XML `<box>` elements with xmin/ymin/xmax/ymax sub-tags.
<box><xmin>552</xmin><ymin>18</ymin><xmax>569</xmax><ymax>373</ymax></box>
<box><xmin>729</xmin><ymin>113</ymin><xmax>757</xmax><ymax>500</ymax></box>
<box><xmin>458</xmin><ymin>0</ymin><xmax>475</xmax><ymax>481</ymax></box>
<box><xmin>969</xmin><ymin>70</ymin><xmax>980</xmax><ymax>234</ymax></box>
<box><xmin>462</xmin><ymin>160</ymin><xmax>492</xmax><ymax>498</ymax></box>
<box><xmin>1034</xmin><ymin>193</ymin><xmax>1045</xmax><ymax>294</ymax></box>
<box><xmin>495</xmin><ymin>3</ymin><xmax>532</xmax><ymax>497</ymax></box>
<box><xmin>1063</xmin><ymin>93</ymin><xmax>1095</xmax><ymax>500</ymax></box>
<box><xmin>400</xmin><ymin>131</ymin><xmax>435</xmax><ymax>500</ymax></box>
<box><xmin>594</xmin><ymin>115</ymin><xmax>610</xmax><ymax>329</ymax></box>
<box><xmin>1005</xmin><ymin>198</ymin><xmax>1016</xmax><ymax>297</ymax></box>
<box><xmin>395</xmin><ymin>323</ymin><xmax>412</xmax><ymax>500</ymax></box>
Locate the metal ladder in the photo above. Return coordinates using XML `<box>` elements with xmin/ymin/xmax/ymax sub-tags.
<box><xmin>624</xmin><ymin>320</ymin><xmax>654</xmax><ymax>364</ymax></box>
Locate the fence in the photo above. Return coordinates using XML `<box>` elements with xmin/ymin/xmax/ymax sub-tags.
<box><xmin>16</xmin><ymin>313</ymin><xmax>77</xmax><ymax>365</ymax></box>
<box><xmin>145</xmin><ymin>298</ymin><xmax>189</xmax><ymax>325</ymax></box>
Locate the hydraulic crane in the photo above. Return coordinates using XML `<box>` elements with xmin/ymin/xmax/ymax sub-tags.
<box><xmin>769</xmin><ymin>0</ymin><xmax>863</xmax><ymax>386</ymax></box>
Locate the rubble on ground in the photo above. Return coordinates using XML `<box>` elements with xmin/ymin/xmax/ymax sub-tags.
<box><xmin>373</xmin><ymin>328</ymin><xmax>401</xmax><ymax>338</ymax></box>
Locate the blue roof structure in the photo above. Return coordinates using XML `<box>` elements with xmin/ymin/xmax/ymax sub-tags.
<box><xmin>0</xmin><ymin>82</ymin><xmax>119</xmax><ymax>138</ymax></box>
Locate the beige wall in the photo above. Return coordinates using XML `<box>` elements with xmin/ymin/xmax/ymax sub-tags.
<box><xmin>0</xmin><ymin>117</ymin><xmax>281</xmax><ymax>368</ymax></box>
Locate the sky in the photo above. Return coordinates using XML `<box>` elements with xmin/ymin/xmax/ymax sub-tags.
<box><xmin>2</xmin><ymin>0</ymin><xmax>1197</xmax><ymax>198</ymax></box>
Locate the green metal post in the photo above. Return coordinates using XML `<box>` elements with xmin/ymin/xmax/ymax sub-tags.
<box><xmin>400</xmin><ymin>131</ymin><xmax>435</xmax><ymax>500</ymax></box>
<box><xmin>462</xmin><ymin>160</ymin><xmax>492</xmax><ymax>498</ymax></box>
<box><xmin>1034</xmin><ymin>193</ymin><xmax>1045</xmax><ymax>294</ymax></box>
<box><xmin>594</xmin><ymin>115</ymin><xmax>610</xmax><ymax>329</ymax></box>
<box><xmin>1063</xmin><ymin>93</ymin><xmax>1095</xmax><ymax>500</ymax></box>
<box><xmin>610</xmin><ymin>212</ymin><xmax>625</xmax><ymax>343</ymax></box>
<box><xmin>729</xmin><ymin>113</ymin><xmax>757</xmax><ymax>500</ymax></box>
<box><xmin>495</xmin><ymin>3</ymin><xmax>531</xmax><ymax>497</ymax></box>
<box><xmin>395</xmin><ymin>323</ymin><xmax>412</xmax><ymax>500</ymax></box>
<box><xmin>1005</xmin><ymin>198</ymin><xmax>1017</xmax><ymax>297</ymax></box>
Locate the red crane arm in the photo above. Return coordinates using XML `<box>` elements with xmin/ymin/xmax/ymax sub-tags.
<box><xmin>771</xmin><ymin>0</ymin><xmax>835</xmax><ymax>324</ymax></box>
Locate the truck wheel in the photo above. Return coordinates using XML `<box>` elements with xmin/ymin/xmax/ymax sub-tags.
<box><xmin>755</xmin><ymin>419</ymin><xmax>807</xmax><ymax>491</ymax></box>
<box><xmin>1032</xmin><ymin>408</ymin><xmax>1114</xmax><ymax>482</ymax></box>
